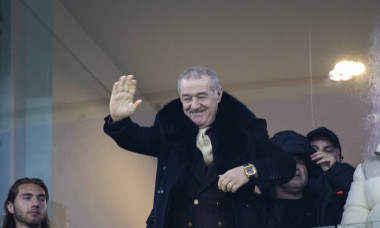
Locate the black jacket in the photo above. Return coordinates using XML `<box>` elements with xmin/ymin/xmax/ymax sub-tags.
<box><xmin>104</xmin><ymin>92</ymin><xmax>296</xmax><ymax>228</ymax></box>
<box><xmin>259</xmin><ymin>169</ymin><xmax>339</xmax><ymax>228</ymax></box>
<box><xmin>324</xmin><ymin>162</ymin><xmax>354</xmax><ymax>224</ymax></box>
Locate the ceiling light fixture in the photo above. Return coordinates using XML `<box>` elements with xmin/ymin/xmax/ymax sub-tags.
<box><xmin>329</xmin><ymin>60</ymin><xmax>366</xmax><ymax>81</ymax></box>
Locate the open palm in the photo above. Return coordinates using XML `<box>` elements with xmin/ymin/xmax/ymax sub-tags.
<box><xmin>110</xmin><ymin>75</ymin><xmax>142</xmax><ymax>121</ymax></box>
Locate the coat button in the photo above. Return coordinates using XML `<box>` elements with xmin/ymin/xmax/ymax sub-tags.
<box><xmin>157</xmin><ymin>189</ymin><xmax>164</xmax><ymax>194</ymax></box>
<box><xmin>187</xmin><ymin>222</ymin><xmax>192</xmax><ymax>227</ymax></box>
<box><xmin>193</xmin><ymin>199</ymin><xmax>199</xmax><ymax>205</ymax></box>
<box><xmin>162</xmin><ymin>166</ymin><xmax>167</xmax><ymax>171</ymax></box>
<box><xmin>218</xmin><ymin>221</ymin><xmax>223</xmax><ymax>226</ymax></box>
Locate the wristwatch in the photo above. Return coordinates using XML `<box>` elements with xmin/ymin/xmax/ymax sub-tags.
<box><xmin>243</xmin><ymin>163</ymin><xmax>257</xmax><ymax>178</ymax></box>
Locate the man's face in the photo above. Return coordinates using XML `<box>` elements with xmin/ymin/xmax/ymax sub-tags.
<box><xmin>180</xmin><ymin>75</ymin><xmax>222</xmax><ymax>128</ymax></box>
<box><xmin>286</xmin><ymin>155</ymin><xmax>308</xmax><ymax>190</ymax></box>
<box><xmin>310</xmin><ymin>136</ymin><xmax>342</xmax><ymax>162</ymax></box>
<box><xmin>7</xmin><ymin>183</ymin><xmax>47</xmax><ymax>228</ymax></box>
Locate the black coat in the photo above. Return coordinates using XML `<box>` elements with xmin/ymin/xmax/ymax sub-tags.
<box><xmin>258</xmin><ymin>160</ymin><xmax>349</xmax><ymax>228</ymax></box>
<box><xmin>324</xmin><ymin>162</ymin><xmax>354</xmax><ymax>225</ymax></box>
<box><xmin>258</xmin><ymin>170</ymin><xmax>336</xmax><ymax>228</ymax></box>
<box><xmin>104</xmin><ymin>92</ymin><xmax>296</xmax><ymax>228</ymax></box>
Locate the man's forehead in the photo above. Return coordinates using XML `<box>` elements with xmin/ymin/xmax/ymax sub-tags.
<box><xmin>18</xmin><ymin>183</ymin><xmax>45</xmax><ymax>195</ymax></box>
<box><xmin>180</xmin><ymin>78</ymin><xmax>213</xmax><ymax>95</ymax></box>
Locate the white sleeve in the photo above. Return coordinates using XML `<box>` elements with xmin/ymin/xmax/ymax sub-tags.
<box><xmin>366</xmin><ymin>175</ymin><xmax>380</xmax><ymax>222</ymax></box>
<box><xmin>341</xmin><ymin>164</ymin><xmax>371</xmax><ymax>225</ymax></box>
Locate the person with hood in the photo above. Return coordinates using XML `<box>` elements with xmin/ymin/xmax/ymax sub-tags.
<box><xmin>259</xmin><ymin>130</ymin><xmax>341</xmax><ymax>228</ymax></box>
<box><xmin>103</xmin><ymin>66</ymin><xmax>296</xmax><ymax>228</ymax></box>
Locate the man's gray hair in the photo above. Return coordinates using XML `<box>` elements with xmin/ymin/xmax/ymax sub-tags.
<box><xmin>178</xmin><ymin>66</ymin><xmax>222</xmax><ymax>98</ymax></box>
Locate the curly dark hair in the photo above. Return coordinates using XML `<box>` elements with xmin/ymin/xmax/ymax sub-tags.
<box><xmin>2</xmin><ymin>178</ymin><xmax>51</xmax><ymax>228</ymax></box>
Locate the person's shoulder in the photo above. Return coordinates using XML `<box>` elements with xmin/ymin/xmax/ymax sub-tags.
<box><xmin>219</xmin><ymin>92</ymin><xmax>256</xmax><ymax>117</ymax></box>
<box><xmin>220</xmin><ymin>93</ymin><xmax>268</xmax><ymax>126</ymax></box>
<box><xmin>352</xmin><ymin>163</ymin><xmax>365</xmax><ymax>180</ymax></box>
<box><xmin>218</xmin><ymin>92</ymin><xmax>259</xmax><ymax>124</ymax></box>
<box><xmin>156</xmin><ymin>97</ymin><xmax>183</xmax><ymax>117</ymax></box>
<box><xmin>252</xmin><ymin>118</ymin><xmax>267</xmax><ymax>125</ymax></box>
<box><xmin>160</xmin><ymin>97</ymin><xmax>182</xmax><ymax>110</ymax></box>
<box><xmin>342</xmin><ymin>162</ymin><xmax>355</xmax><ymax>170</ymax></box>
<box><xmin>155</xmin><ymin>97</ymin><xmax>193</xmax><ymax>129</ymax></box>
<box><xmin>332</xmin><ymin>162</ymin><xmax>355</xmax><ymax>171</ymax></box>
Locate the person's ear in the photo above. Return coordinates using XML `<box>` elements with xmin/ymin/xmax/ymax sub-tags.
<box><xmin>217</xmin><ymin>88</ymin><xmax>223</xmax><ymax>103</ymax></box>
<box><xmin>340</xmin><ymin>155</ymin><xmax>344</xmax><ymax>163</ymax></box>
<box><xmin>7</xmin><ymin>201</ymin><xmax>15</xmax><ymax>214</ymax></box>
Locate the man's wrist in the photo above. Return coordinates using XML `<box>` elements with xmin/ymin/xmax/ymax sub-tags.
<box><xmin>243</xmin><ymin>163</ymin><xmax>258</xmax><ymax>179</ymax></box>
<box><xmin>110</xmin><ymin>115</ymin><xmax>123</xmax><ymax>122</ymax></box>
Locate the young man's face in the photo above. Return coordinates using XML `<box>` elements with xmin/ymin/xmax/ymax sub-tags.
<box><xmin>180</xmin><ymin>75</ymin><xmax>222</xmax><ymax>129</ymax></box>
<box><xmin>7</xmin><ymin>183</ymin><xmax>47</xmax><ymax>228</ymax></box>
<box><xmin>310</xmin><ymin>136</ymin><xmax>342</xmax><ymax>162</ymax></box>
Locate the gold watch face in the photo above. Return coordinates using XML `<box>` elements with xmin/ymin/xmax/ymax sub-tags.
<box><xmin>244</xmin><ymin>165</ymin><xmax>256</xmax><ymax>176</ymax></box>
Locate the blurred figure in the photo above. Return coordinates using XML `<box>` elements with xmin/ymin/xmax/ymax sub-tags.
<box><xmin>259</xmin><ymin>130</ymin><xmax>341</xmax><ymax>228</ymax></box>
<box><xmin>341</xmin><ymin>151</ymin><xmax>380</xmax><ymax>225</ymax></box>
<box><xmin>2</xmin><ymin>178</ymin><xmax>51</xmax><ymax>228</ymax></box>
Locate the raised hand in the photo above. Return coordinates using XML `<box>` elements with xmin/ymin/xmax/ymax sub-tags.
<box><xmin>110</xmin><ymin>75</ymin><xmax>142</xmax><ymax>121</ymax></box>
<box><xmin>310</xmin><ymin>151</ymin><xmax>337</xmax><ymax>172</ymax></box>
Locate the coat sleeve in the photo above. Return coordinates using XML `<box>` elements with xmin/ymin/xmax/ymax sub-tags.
<box><xmin>365</xmin><ymin>175</ymin><xmax>380</xmax><ymax>223</ymax></box>
<box><xmin>103</xmin><ymin>115</ymin><xmax>161</xmax><ymax>157</ymax></box>
<box><xmin>362</xmin><ymin>157</ymin><xmax>380</xmax><ymax>223</ymax></box>
<box><xmin>325</xmin><ymin>162</ymin><xmax>355</xmax><ymax>196</ymax></box>
<box><xmin>248</xmin><ymin>119</ymin><xmax>296</xmax><ymax>189</ymax></box>
<box><xmin>341</xmin><ymin>164</ymin><xmax>370</xmax><ymax>225</ymax></box>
